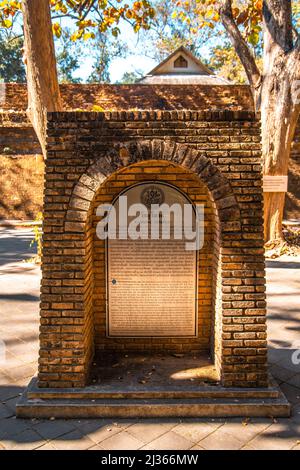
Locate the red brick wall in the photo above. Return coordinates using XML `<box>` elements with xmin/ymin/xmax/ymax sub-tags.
<box><xmin>1</xmin><ymin>83</ymin><xmax>254</xmax><ymax>111</ymax></box>
<box><xmin>39</xmin><ymin>110</ymin><xmax>267</xmax><ymax>389</ymax></box>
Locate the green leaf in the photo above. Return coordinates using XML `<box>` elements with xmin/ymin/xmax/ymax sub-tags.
<box><xmin>248</xmin><ymin>32</ymin><xmax>259</xmax><ymax>46</ymax></box>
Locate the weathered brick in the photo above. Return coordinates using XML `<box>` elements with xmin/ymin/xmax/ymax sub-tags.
<box><xmin>38</xmin><ymin>111</ymin><xmax>267</xmax><ymax>390</ymax></box>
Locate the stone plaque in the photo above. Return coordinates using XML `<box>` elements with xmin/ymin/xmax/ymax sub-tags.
<box><xmin>107</xmin><ymin>183</ymin><xmax>197</xmax><ymax>337</ymax></box>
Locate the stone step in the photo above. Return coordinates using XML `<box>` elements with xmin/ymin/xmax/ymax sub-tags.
<box><xmin>28</xmin><ymin>389</ymin><xmax>280</xmax><ymax>400</ymax></box>
<box><xmin>16</xmin><ymin>396</ymin><xmax>290</xmax><ymax>419</ymax></box>
<box><xmin>27</xmin><ymin>383</ymin><xmax>280</xmax><ymax>401</ymax></box>
<box><xmin>17</xmin><ymin>377</ymin><xmax>290</xmax><ymax>419</ymax></box>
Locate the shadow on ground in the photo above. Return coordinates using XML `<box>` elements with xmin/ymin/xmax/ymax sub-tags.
<box><xmin>0</xmin><ymin>229</ymin><xmax>299</xmax><ymax>449</ymax></box>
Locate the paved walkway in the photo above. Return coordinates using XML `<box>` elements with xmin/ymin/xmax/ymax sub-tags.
<box><xmin>0</xmin><ymin>227</ymin><xmax>299</xmax><ymax>450</ymax></box>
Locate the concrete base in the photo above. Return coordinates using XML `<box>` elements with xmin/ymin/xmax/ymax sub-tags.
<box><xmin>16</xmin><ymin>377</ymin><xmax>291</xmax><ymax>419</ymax></box>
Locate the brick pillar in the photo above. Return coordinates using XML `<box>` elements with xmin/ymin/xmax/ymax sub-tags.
<box><xmin>39</xmin><ymin>111</ymin><xmax>268</xmax><ymax>389</ymax></box>
<box><xmin>39</xmin><ymin>227</ymin><xmax>94</xmax><ymax>388</ymax></box>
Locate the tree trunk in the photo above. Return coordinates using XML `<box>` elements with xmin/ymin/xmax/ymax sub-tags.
<box><xmin>219</xmin><ymin>0</ymin><xmax>261</xmax><ymax>104</ymax></box>
<box><xmin>261</xmin><ymin>0</ymin><xmax>300</xmax><ymax>241</ymax></box>
<box><xmin>261</xmin><ymin>76</ymin><xmax>298</xmax><ymax>241</ymax></box>
<box><xmin>22</xmin><ymin>0</ymin><xmax>62</xmax><ymax>157</ymax></box>
<box><xmin>220</xmin><ymin>0</ymin><xmax>300</xmax><ymax>242</ymax></box>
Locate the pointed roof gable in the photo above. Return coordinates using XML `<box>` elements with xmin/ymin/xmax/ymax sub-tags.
<box><xmin>139</xmin><ymin>46</ymin><xmax>231</xmax><ymax>85</ymax></box>
<box><xmin>147</xmin><ymin>46</ymin><xmax>213</xmax><ymax>76</ymax></box>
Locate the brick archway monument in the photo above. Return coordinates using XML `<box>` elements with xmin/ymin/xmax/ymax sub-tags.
<box><xmin>17</xmin><ymin>111</ymin><xmax>290</xmax><ymax>418</ymax></box>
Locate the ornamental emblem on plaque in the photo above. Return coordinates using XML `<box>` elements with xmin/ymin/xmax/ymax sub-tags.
<box><xmin>141</xmin><ymin>185</ymin><xmax>165</xmax><ymax>208</ymax></box>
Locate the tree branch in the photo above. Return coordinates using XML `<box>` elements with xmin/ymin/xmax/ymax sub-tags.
<box><xmin>219</xmin><ymin>0</ymin><xmax>261</xmax><ymax>90</ymax></box>
<box><xmin>263</xmin><ymin>0</ymin><xmax>294</xmax><ymax>52</ymax></box>
<box><xmin>79</xmin><ymin>0</ymin><xmax>95</xmax><ymax>21</ymax></box>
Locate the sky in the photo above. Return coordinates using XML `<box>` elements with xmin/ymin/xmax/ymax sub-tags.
<box><xmin>7</xmin><ymin>2</ymin><xmax>224</xmax><ymax>84</ymax></box>
<box><xmin>105</xmin><ymin>22</ymin><xmax>157</xmax><ymax>82</ymax></box>
<box><xmin>72</xmin><ymin>53</ymin><xmax>157</xmax><ymax>83</ymax></box>
<box><xmin>72</xmin><ymin>21</ymin><xmax>158</xmax><ymax>83</ymax></box>
<box><xmin>110</xmin><ymin>55</ymin><xmax>157</xmax><ymax>83</ymax></box>
<box><xmin>71</xmin><ymin>19</ymin><xmax>213</xmax><ymax>84</ymax></box>
<box><xmin>7</xmin><ymin>1</ymin><xmax>222</xmax><ymax>84</ymax></box>
<box><xmin>7</xmin><ymin>9</ymin><xmax>158</xmax><ymax>84</ymax></box>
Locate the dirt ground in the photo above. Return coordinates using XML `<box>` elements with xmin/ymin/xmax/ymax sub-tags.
<box><xmin>0</xmin><ymin>154</ymin><xmax>299</xmax><ymax>222</ymax></box>
<box><xmin>285</xmin><ymin>159</ymin><xmax>300</xmax><ymax>220</ymax></box>
<box><xmin>0</xmin><ymin>155</ymin><xmax>44</xmax><ymax>220</ymax></box>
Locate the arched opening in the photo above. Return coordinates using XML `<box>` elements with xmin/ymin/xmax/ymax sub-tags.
<box><xmin>86</xmin><ymin>160</ymin><xmax>222</xmax><ymax>388</ymax></box>
<box><xmin>107</xmin><ymin>181</ymin><xmax>198</xmax><ymax>338</ymax></box>
<box><xmin>39</xmin><ymin>138</ymin><xmax>266</xmax><ymax>392</ymax></box>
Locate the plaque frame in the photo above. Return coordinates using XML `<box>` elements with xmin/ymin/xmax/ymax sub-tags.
<box><xmin>105</xmin><ymin>181</ymin><xmax>199</xmax><ymax>338</ymax></box>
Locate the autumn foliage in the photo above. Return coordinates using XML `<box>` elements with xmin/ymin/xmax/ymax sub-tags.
<box><xmin>0</xmin><ymin>0</ymin><xmax>156</xmax><ymax>40</ymax></box>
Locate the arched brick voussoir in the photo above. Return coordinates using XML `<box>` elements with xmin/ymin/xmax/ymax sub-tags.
<box><xmin>177</xmin><ymin>147</ymin><xmax>198</xmax><ymax>169</ymax></box>
<box><xmin>80</xmin><ymin>173</ymin><xmax>103</xmax><ymax>192</ymax></box>
<box><xmin>86</xmin><ymin>159</ymin><xmax>110</xmax><ymax>183</ymax></box>
<box><xmin>136</xmin><ymin>140</ymin><xmax>153</xmax><ymax>161</ymax></box>
<box><xmin>95</xmin><ymin>151</ymin><xmax>123</xmax><ymax>176</ymax></box>
<box><xmin>178</xmin><ymin>145</ymin><xmax>241</xmax><ymax>226</ymax></box>
<box><xmin>65</xmin><ymin>174</ymin><xmax>101</xmax><ymax>231</ymax></box>
<box><xmin>65</xmin><ymin>140</ymin><xmax>241</xmax><ymax>234</ymax></box>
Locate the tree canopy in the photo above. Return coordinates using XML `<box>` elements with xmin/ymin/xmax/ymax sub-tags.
<box><xmin>0</xmin><ymin>33</ymin><xmax>26</xmax><ymax>82</ymax></box>
<box><xmin>2</xmin><ymin>0</ymin><xmax>298</xmax><ymax>86</ymax></box>
<box><xmin>0</xmin><ymin>0</ymin><xmax>156</xmax><ymax>39</ymax></box>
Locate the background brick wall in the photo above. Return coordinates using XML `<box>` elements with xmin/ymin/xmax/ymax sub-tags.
<box><xmin>0</xmin><ymin>83</ymin><xmax>299</xmax><ymax>220</ymax></box>
<box><xmin>0</xmin><ymin>154</ymin><xmax>44</xmax><ymax>219</ymax></box>
<box><xmin>1</xmin><ymin>83</ymin><xmax>254</xmax><ymax>111</ymax></box>
<box><xmin>39</xmin><ymin>110</ymin><xmax>268</xmax><ymax>389</ymax></box>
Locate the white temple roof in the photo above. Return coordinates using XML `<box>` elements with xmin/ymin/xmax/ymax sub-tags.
<box><xmin>139</xmin><ymin>46</ymin><xmax>231</xmax><ymax>85</ymax></box>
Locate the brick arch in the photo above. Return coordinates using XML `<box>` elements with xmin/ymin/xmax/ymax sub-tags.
<box><xmin>37</xmin><ymin>117</ymin><xmax>268</xmax><ymax>392</ymax></box>
<box><xmin>65</xmin><ymin>139</ymin><xmax>240</xmax><ymax>238</ymax></box>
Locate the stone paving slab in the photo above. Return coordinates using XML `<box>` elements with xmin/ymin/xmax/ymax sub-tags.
<box><xmin>165</xmin><ymin>421</ymin><xmax>221</xmax><ymax>444</ymax></box>
<box><xmin>0</xmin><ymin>229</ymin><xmax>299</xmax><ymax>450</ymax></box>
<box><xmin>50</xmin><ymin>430</ymin><xmax>96</xmax><ymax>451</ymax></box>
<box><xmin>99</xmin><ymin>431</ymin><xmax>144</xmax><ymax>451</ymax></box>
<box><xmin>126</xmin><ymin>422</ymin><xmax>174</xmax><ymax>444</ymax></box>
<box><xmin>198</xmin><ymin>428</ymin><xmax>244</xmax><ymax>450</ymax></box>
<box><xmin>142</xmin><ymin>430</ymin><xmax>194</xmax><ymax>450</ymax></box>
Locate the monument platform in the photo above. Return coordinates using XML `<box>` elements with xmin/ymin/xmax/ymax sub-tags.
<box><xmin>17</xmin><ymin>353</ymin><xmax>290</xmax><ymax>418</ymax></box>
